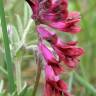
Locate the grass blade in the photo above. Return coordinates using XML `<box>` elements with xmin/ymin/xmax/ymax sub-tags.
<box><xmin>0</xmin><ymin>0</ymin><xmax>15</xmax><ymax>93</ymax></box>
<box><xmin>74</xmin><ymin>72</ymin><xmax>96</xmax><ymax>94</ymax></box>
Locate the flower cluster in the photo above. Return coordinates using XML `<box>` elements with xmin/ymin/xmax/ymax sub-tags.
<box><xmin>26</xmin><ymin>0</ymin><xmax>80</xmax><ymax>34</ymax></box>
<box><xmin>26</xmin><ymin>0</ymin><xmax>84</xmax><ymax>96</ymax></box>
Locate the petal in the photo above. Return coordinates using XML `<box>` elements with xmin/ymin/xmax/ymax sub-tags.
<box><xmin>40</xmin><ymin>12</ymin><xmax>56</xmax><ymax>21</ymax></box>
<box><xmin>39</xmin><ymin>43</ymin><xmax>58</xmax><ymax>64</ymax></box>
<box><xmin>39</xmin><ymin>0</ymin><xmax>68</xmax><ymax>22</ymax></box>
<box><xmin>57</xmin><ymin>80</ymin><xmax>68</xmax><ymax>91</ymax></box>
<box><xmin>53</xmin><ymin>46</ymin><xmax>65</xmax><ymax>62</ymax></box>
<box><xmin>37</xmin><ymin>25</ymin><xmax>57</xmax><ymax>43</ymax></box>
<box><xmin>39</xmin><ymin>43</ymin><xmax>64</xmax><ymax>74</ymax></box>
<box><xmin>49</xmin><ymin>21</ymin><xmax>81</xmax><ymax>34</ymax></box>
<box><xmin>63</xmin><ymin>92</ymin><xmax>72</xmax><ymax>96</ymax></box>
<box><xmin>44</xmin><ymin>82</ymin><xmax>52</xmax><ymax>96</ymax></box>
<box><xmin>54</xmin><ymin>89</ymin><xmax>61</xmax><ymax>96</ymax></box>
<box><xmin>51</xmin><ymin>38</ymin><xmax>84</xmax><ymax>68</ymax></box>
<box><xmin>49</xmin><ymin>21</ymin><xmax>66</xmax><ymax>29</ymax></box>
<box><xmin>62</xmin><ymin>26</ymin><xmax>81</xmax><ymax>34</ymax></box>
<box><xmin>64</xmin><ymin>47</ymin><xmax>84</xmax><ymax>57</ymax></box>
<box><xmin>53</xmin><ymin>38</ymin><xmax>84</xmax><ymax>57</ymax></box>
<box><xmin>57</xmin><ymin>80</ymin><xmax>72</xmax><ymax>96</ymax></box>
<box><xmin>68</xmin><ymin>11</ymin><xmax>80</xmax><ymax>19</ymax></box>
<box><xmin>48</xmin><ymin>11</ymin><xmax>81</xmax><ymax>34</ymax></box>
<box><xmin>64</xmin><ymin>57</ymin><xmax>79</xmax><ymax>68</ymax></box>
<box><xmin>52</xmin><ymin>64</ymin><xmax>64</xmax><ymax>75</ymax></box>
<box><xmin>45</xmin><ymin>64</ymin><xmax>60</xmax><ymax>81</ymax></box>
<box><xmin>40</xmin><ymin>9</ymin><xmax>68</xmax><ymax>22</ymax></box>
<box><xmin>26</xmin><ymin>0</ymin><xmax>39</xmax><ymax>19</ymax></box>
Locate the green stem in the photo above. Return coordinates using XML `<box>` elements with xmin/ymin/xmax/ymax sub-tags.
<box><xmin>0</xmin><ymin>0</ymin><xmax>15</xmax><ymax>93</ymax></box>
<box><xmin>68</xmin><ymin>72</ymin><xmax>74</xmax><ymax>92</ymax></box>
<box><xmin>15</xmin><ymin>59</ymin><xmax>22</xmax><ymax>94</ymax></box>
<box><xmin>32</xmin><ymin>52</ymin><xmax>42</xmax><ymax>96</ymax></box>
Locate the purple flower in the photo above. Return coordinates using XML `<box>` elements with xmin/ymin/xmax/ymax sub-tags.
<box><xmin>44</xmin><ymin>79</ymin><xmax>71</xmax><ymax>96</ymax></box>
<box><xmin>39</xmin><ymin>0</ymin><xmax>68</xmax><ymax>22</ymax></box>
<box><xmin>37</xmin><ymin>24</ymin><xmax>57</xmax><ymax>43</ymax></box>
<box><xmin>37</xmin><ymin>25</ymin><xmax>84</xmax><ymax>68</ymax></box>
<box><xmin>38</xmin><ymin>43</ymin><xmax>63</xmax><ymax>75</ymax></box>
<box><xmin>44</xmin><ymin>64</ymin><xmax>71</xmax><ymax>96</ymax></box>
<box><xmin>26</xmin><ymin>0</ymin><xmax>80</xmax><ymax>33</ymax></box>
<box><xmin>49</xmin><ymin>12</ymin><xmax>81</xmax><ymax>34</ymax></box>
<box><xmin>26</xmin><ymin>0</ymin><xmax>39</xmax><ymax>19</ymax></box>
<box><xmin>45</xmin><ymin>64</ymin><xmax>60</xmax><ymax>81</ymax></box>
<box><xmin>52</xmin><ymin>38</ymin><xmax>84</xmax><ymax>68</ymax></box>
<box><xmin>44</xmin><ymin>81</ymin><xmax>71</xmax><ymax>96</ymax></box>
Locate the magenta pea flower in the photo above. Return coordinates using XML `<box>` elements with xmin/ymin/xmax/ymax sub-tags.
<box><xmin>39</xmin><ymin>0</ymin><xmax>68</xmax><ymax>22</ymax></box>
<box><xmin>45</xmin><ymin>64</ymin><xmax>60</xmax><ymax>81</ymax></box>
<box><xmin>44</xmin><ymin>79</ymin><xmax>71</xmax><ymax>96</ymax></box>
<box><xmin>52</xmin><ymin>38</ymin><xmax>84</xmax><ymax>68</ymax></box>
<box><xmin>44</xmin><ymin>81</ymin><xmax>71</xmax><ymax>96</ymax></box>
<box><xmin>26</xmin><ymin>0</ymin><xmax>39</xmax><ymax>19</ymax></box>
<box><xmin>44</xmin><ymin>65</ymin><xmax>71</xmax><ymax>96</ymax></box>
<box><xmin>49</xmin><ymin>12</ymin><xmax>81</xmax><ymax>34</ymax></box>
<box><xmin>26</xmin><ymin>0</ymin><xmax>68</xmax><ymax>21</ymax></box>
<box><xmin>26</xmin><ymin>0</ymin><xmax>80</xmax><ymax>33</ymax></box>
<box><xmin>37</xmin><ymin>25</ymin><xmax>84</xmax><ymax>68</ymax></box>
<box><xmin>37</xmin><ymin>24</ymin><xmax>57</xmax><ymax>43</ymax></box>
<box><xmin>38</xmin><ymin>43</ymin><xmax>63</xmax><ymax>75</ymax></box>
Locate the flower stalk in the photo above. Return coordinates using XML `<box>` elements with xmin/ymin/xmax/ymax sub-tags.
<box><xmin>32</xmin><ymin>51</ymin><xmax>42</xmax><ymax>96</ymax></box>
<box><xmin>15</xmin><ymin>59</ymin><xmax>22</xmax><ymax>94</ymax></box>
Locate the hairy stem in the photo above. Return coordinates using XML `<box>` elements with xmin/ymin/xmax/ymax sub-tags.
<box><xmin>32</xmin><ymin>51</ymin><xmax>42</xmax><ymax>96</ymax></box>
<box><xmin>68</xmin><ymin>72</ymin><xmax>74</xmax><ymax>92</ymax></box>
<box><xmin>15</xmin><ymin>59</ymin><xmax>22</xmax><ymax>94</ymax></box>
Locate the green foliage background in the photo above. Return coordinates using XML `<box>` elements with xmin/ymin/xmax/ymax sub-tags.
<box><xmin>0</xmin><ymin>0</ymin><xmax>96</xmax><ymax>96</ymax></box>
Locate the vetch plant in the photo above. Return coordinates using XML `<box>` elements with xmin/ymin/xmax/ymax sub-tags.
<box><xmin>1</xmin><ymin>0</ymin><xmax>96</xmax><ymax>96</ymax></box>
<box><xmin>26</xmin><ymin>0</ymin><xmax>84</xmax><ymax>96</ymax></box>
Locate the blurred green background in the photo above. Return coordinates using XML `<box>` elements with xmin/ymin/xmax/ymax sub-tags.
<box><xmin>0</xmin><ymin>0</ymin><xmax>96</xmax><ymax>96</ymax></box>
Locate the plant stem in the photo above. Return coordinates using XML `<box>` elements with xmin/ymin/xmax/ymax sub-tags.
<box><xmin>0</xmin><ymin>0</ymin><xmax>15</xmax><ymax>93</ymax></box>
<box><xmin>15</xmin><ymin>59</ymin><xmax>22</xmax><ymax>94</ymax></box>
<box><xmin>68</xmin><ymin>72</ymin><xmax>74</xmax><ymax>93</ymax></box>
<box><xmin>32</xmin><ymin>51</ymin><xmax>42</xmax><ymax>96</ymax></box>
